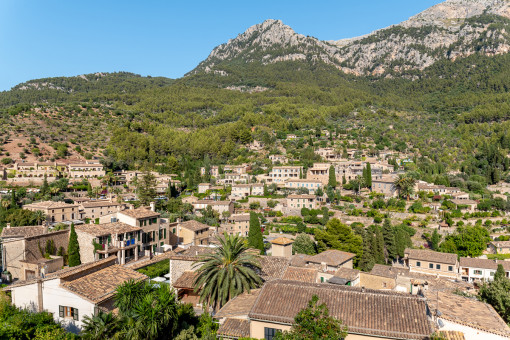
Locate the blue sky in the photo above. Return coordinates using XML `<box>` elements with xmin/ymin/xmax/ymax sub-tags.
<box><xmin>0</xmin><ymin>0</ymin><xmax>443</xmax><ymax>91</ymax></box>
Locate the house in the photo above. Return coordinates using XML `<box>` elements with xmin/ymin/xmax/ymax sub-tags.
<box><xmin>117</xmin><ymin>207</ymin><xmax>170</xmax><ymax>254</ymax></box>
<box><xmin>284</xmin><ymin>179</ymin><xmax>323</xmax><ymax>194</ymax></box>
<box><xmin>223</xmin><ymin>214</ymin><xmax>250</xmax><ymax>237</ymax></box>
<box><xmin>231</xmin><ymin>183</ymin><xmax>264</xmax><ymax>199</ymax></box>
<box><xmin>371</xmin><ymin>175</ymin><xmax>397</xmax><ymax>198</ymax></box>
<box><xmin>75</xmin><ymin>222</ymin><xmax>143</xmax><ymax>264</ymax></box>
<box><xmin>488</xmin><ymin>240</ymin><xmax>510</xmax><ymax>254</ymax></box>
<box><xmin>168</xmin><ymin>246</ymin><xmax>216</xmax><ymax>285</ymax></box>
<box><xmin>268</xmin><ymin>154</ymin><xmax>288</xmax><ymax>164</ymax></box>
<box><xmin>192</xmin><ymin>200</ymin><xmax>234</xmax><ymax>217</ymax></box>
<box><xmin>79</xmin><ymin>201</ymin><xmax>125</xmax><ymax>221</ymax></box>
<box><xmin>403</xmin><ymin>248</ymin><xmax>458</xmax><ymax>279</ymax></box>
<box><xmin>306</xmin><ymin>163</ymin><xmax>332</xmax><ymax>185</ymax></box>
<box><xmin>198</xmin><ymin>183</ymin><xmax>212</xmax><ymax>194</ymax></box>
<box><xmin>172</xmin><ymin>270</ymin><xmax>201</xmax><ymax>307</ymax></box>
<box><xmin>359</xmin><ymin>264</ymin><xmax>410</xmax><ymax>291</ymax></box>
<box><xmin>175</xmin><ymin>220</ymin><xmax>210</xmax><ymax>246</ymax></box>
<box><xmin>281</xmin><ymin>266</ymin><xmax>318</xmax><ymax>283</ymax></box>
<box><xmin>241</xmin><ymin>280</ymin><xmax>433</xmax><ymax>340</ymax></box>
<box><xmin>23</xmin><ymin>201</ymin><xmax>81</xmax><ymax>224</ymax></box>
<box><xmin>328</xmin><ymin>267</ymin><xmax>360</xmax><ymax>287</ymax></box>
<box><xmin>286</xmin><ymin>194</ymin><xmax>318</xmax><ymax>210</ymax></box>
<box><xmin>459</xmin><ymin>257</ymin><xmax>510</xmax><ymax>282</ymax></box>
<box><xmin>432</xmin><ymin>291</ymin><xmax>510</xmax><ymax>340</ymax></box>
<box><xmin>67</xmin><ymin>161</ymin><xmax>105</xmax><ymax>178</ymax></box>
<box><xmin>451</xmin><ymin>199</ymin><xmax>477</xmax><ymax>213</ymax></box>
<box><xmin>219</xmin><ymin>173</ymin><xmax>250</xmax><ymax>185</ymax></box>
<box><xmin>0</xmin><ymin>226</ymin><xmax>69</xmax><ymax>281</ymax></box>
<box><xmin>270</xmin><ymin>237</ymin><xmax>293</xmax><ymax>257</ymax></box>
<box><xmin>267</xmin><ymin>166</ymin><xmax>302</xmax><ymax>184</ymax></box>
<box><xmin>5</xmin><ymin>257</ymin><xmax>146</xmax><ymax>329</ymax></box>
<box><xmin>305</xmin><ymin>250</ymin><xmax>356</xmax><ymax>283</ymax></box>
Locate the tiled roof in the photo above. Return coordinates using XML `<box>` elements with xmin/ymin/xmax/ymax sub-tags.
<box><xmin>436</xmin><ymin>331</ymin><xmax>465</xmax><ymax>340</ymax></box>
<box><xmin>195</xmin><ymin>200</ymin><xmax>231</xmax><ymax>206</ymax></box>
<box><xmin>249</xmin><ymin>280</ymin><xmax>432</xmax><ymax>339</ymax></box>
<box><xmin>306</xmin><ymin>250</ymin><xmax>355</xmax><ymax>267</ymax></box>
<box><xmin>285</xmin><ymin>179</ymin><xmax>322</xmax><ymax>183</ymax></box>
<box><xmin>282</xmin><ymin>266</ymin><xmax>317</xmax><ymax>283</ymax></box>
<box><xmin>173</xmin><ymin>271</ymin><xmax>198</xmax><ymax>289</ymax></box>
<box><xmin>334</xmin><ymin>267</ymin><xmax>360</xmax><ymax>281</ymax></box>
<box><xmin>491</xmin><ymin>240</ymin><xmax>510</xmax><ymax>248</ymax></box>
<box><xmin>270</xmin><ymin>237</ymin><xmax>294</xmax><ymax>245</ymax></box>
<box><xmin>61</xmin><ymin>264</ymin><xmax>147</xmax><ymax>303</ymax></box>
<box><xmin>435</xmin><ymin>291</ymin><xmax>510</xmax><ymax>338</ymax></box>
<box><xmin>119</xmin><ymin>208</ymin><xmax>159</xmax><ymax>219</ymax></box>
<box><xmin>23</xmin><ymin>200</ymin><xmax>78</xmax><ymax>209</ymax></box>
<box><xmin>75</xmin><ymin>222</ymin><xmax>141</xmax><ymax>237</ymax></box>
<box><xmin>459</xmin><ymin>257</ymin><xmax>498</xmax><ymax>270</ymax></box>
<box><xmin>229</xmin><ymin>214</ymin><xmax>250</xmax><ymax>222</ymax></box>
<box><xmin>215</xmin><ymin>289</ymin><xmax>261</xmax><ymax>319</ymax></box>
<box><xmin>179</xmin><ymin>220</ymin><xmax>210</xmax><ymax>232</ymax></box>
<box><xmin>258</xmin><ymin>256</ymin><xmax>290</xmax><ymax>281</ymax></box>
<box><xmin>405</xmin><ymin>248</ymin><xmax>457</xmax><ymax>265</ymax></box>
<box><xmin>81</xmin><ymin>201</ymin><xmax>121</xmax><ymax>208</ymax></box>
<box><xmin>0</xmin><ymin>226</ymin><xmax>46</xmax><ymax>238</ymax></box>
<box><xmin>287</xmin><ymin>194</ymin><xmax>316</xmax><ymax>199</ymax></box>
<box><xmin>289</xmin><ymin>254</ymin><xmax>312</xmax><ymax>267</ymax></box>
<box><xmin>169</xmin><ymin>246</ymin><xmax>215</xmax><ymax>261</ymax></box>
<box><xmin>370</xmin><ymin>264</ymin><xmax>409</xmax><ymax>279</ymax></box>
<box><xmin>217</xmin><ymin>318</ymin><xmax>250</xmax><ymax>339</ymax></box>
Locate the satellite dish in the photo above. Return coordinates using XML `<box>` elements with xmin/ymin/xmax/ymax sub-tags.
<box><xmin>437</xmin><ymin>319</ymin><xmax>444</xmax><ymax>328</ymax></box>
<box><xmin>436</xmin><ymin>309</ymin><xmax>442</xmax><ymax>317</ymax></box>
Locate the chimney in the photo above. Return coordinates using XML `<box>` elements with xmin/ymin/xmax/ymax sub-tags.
<box><xmin>361</xmin><ymin>286</ymin><xmax>366</xmax><ymax>293</ymax></box>
<box><xmin>150</xmin><ymin>202</ymin><xmax>155</xmax><ymax>212</ymax></box>
<box><xmin>6</xmin><ymin>223</ymin><xmax>10</xmax><ymax>229</ymax></box>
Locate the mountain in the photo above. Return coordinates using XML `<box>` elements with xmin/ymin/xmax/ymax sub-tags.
<box><xmin>189</xmin><ymin>0</ymin><xmax>510</xmax><ymax>78</ymax></box>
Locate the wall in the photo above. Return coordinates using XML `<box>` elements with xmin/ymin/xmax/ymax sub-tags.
<box><xmin>250</xmin><ymin>320</ymin><xmax>291</xmax><ymax>339</ymax></box>
<box><xmin>3</xmin><ymin>239</ymin><xmax>25</xmax><ymax>279</ymax></box>
<box><xmin>408</xmin><ymin>259</ymin><xmax>458</xmax><ymax>279</ymax></box>
<box><xmin>76</xmin><ymin>231</ymin><xmax>97</xmax><ymax>264</ymax></box>
<box><xmin>25</xmin><ymin>230</ymin><xmax>70</xmax><ymax>262</ymax></box>
<box><xmin>439</xmin><ymin>319</ymin><xmax>507</xmax><ymax>340</ymax></box>
<box><xmin>359</xmin><ymin>273</ymin><xmax>396</xmax><ymax>290</ymax></box>
<box><xmin>272</xmin><ymin>244</ymin><xmax>292</xmax><ymax>258</ymax></box>
<box><xmin>169</xmin><ymin>259</ymin><xmax>197</xmax><ymax>285</ymax></box>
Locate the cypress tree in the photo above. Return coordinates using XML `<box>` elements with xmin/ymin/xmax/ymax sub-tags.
<box><xmin>359</xmin><ymin>230</ymin><xmax>375</xmax><ymax>272</ymax></box>
<box><xmin>248</xmin><ymin>212</ymin><xmax>264</xmax><ymax>253</ymax></box>
<box><xmin>374</xmin><ymin>227</ymin><xmax>385</xmax><ymax>265</ymax></box>
<box><xmin>41</xmin><ymin>174</ymin><xmax>49</xmax><ymax>196</ymax></box>
<box><xmin>366</xmin><ymin>163</ymin><xmax>372</xmax><ymax>188</ymax></box>
<box><xmin>68</xmin><ymin>223</ymin><xmax>81</xmax><ymax>267</ymax></box>
<box><xmin>430</xmin><ymin>229</ymin><xmax>441</xmax><ymax>251</ymax></box>
<box><xmin>382</xmin><ymin>219</ymin><xmax>397</xmax><ymax>263</ymax></box>
<box><xmin>328</xmin><ymin>165</ymin><xmax>337</xmax><ymax>188</ymax></box>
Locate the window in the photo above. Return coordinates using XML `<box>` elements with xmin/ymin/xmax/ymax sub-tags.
<box><xmin>436</xmin><ymin>264</ymin><xmax>441</xmax><ymax>270</ymax></box>
<box><xmin>416</xmin><ymin>261</ymin><xmax>421</xmax><ymax>267</ymax></box>
<box><xmin>264</xmin><ymin>327</ymin><xmax>279</xmax><ymax>340</ymax></box>
<box><xmin>474</xmin><ymin>270</ymin><xmax>482</xmax><ymax>275</ymax></box>
<box><xmin>448</xmin><ymin>266</ymin><xmax>453</xmax><ymax>272</ymax></box>
<box><xmin>59</xmin><ymin>306</ymin><xmax>78</xmax><ymax>321</ymax></box>
<box><xmin>429</xmin><ymin>263</ymin><xmax>434</xmax><ymax>269</ymax></box>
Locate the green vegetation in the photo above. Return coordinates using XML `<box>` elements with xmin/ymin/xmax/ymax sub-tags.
<box><xmin>248</xmin><ymin>212</ymin><xmax>264</xmax><ymax>252</ymax></box>
<box><xmin>479</xmin><ymin>264</ymin><xmax>510</xmax><ymax>323</ymax></box>
<box><xmin>137</xmin><ymin>259</ymin><xmax>170</xmax><ymax>278</ymax></box>
<box><xmin>68</xmin><ymin>223</ymin><xmax>81</xmax><ymax>267</ymax></box>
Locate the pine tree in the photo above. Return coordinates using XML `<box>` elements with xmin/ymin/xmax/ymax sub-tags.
<box><xmin>430</xmin><ymin>229</ymin><xmax>441</xmax><ymax>251</ymax></box>
<box><xmin>41</xmin><ymin>174</ymin><xmax>49</xmax><ymax>196</ymax></box>
<box><xmin>374</xmin><ymin>227</ymin><xmax>385</xmax><ymax>265</ymax></box>
<box><xmin>328</xmin><ymin>165</ymin><xmax>337</xmax><ymax>188</ymax></box>
<box><xmin>359</xmin><ymin>230</ymin><xmax>375</xmax><ymax>272</ymax></box>
<box><xmin>382</xmin><ymin>219</ymin><xmax>397</xmax><ymax>263</ymax></box>
<box><xmin>365</xmin><ymin>163</ymin><xmax>372</xmax><ymax>188</ymax></box>
<box><xmin>248</xmin><ymin>212</ymin><xmax>264</xmax><ymax>253</ymax></box>
<box><xmin>68</xmin><ymin>223</ymin><xmax>81</xmax><ymax>267</ymax></box>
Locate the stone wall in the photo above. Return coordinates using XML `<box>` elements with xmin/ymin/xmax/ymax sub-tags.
<box><xmin>75</xmin><ymin>231</ymin><xmax>96</xmax><ymax>264</ymax></box>
<box><xmin>25</xmin><ymin>230</ymin><xmax>70</xmax><ymax>262</ymax></box>
<box><xmin>169</xmin><ymin>258</ymin><xmax>197</xmax><ymax>285</ymax></box>
<box><xmin>359</xmin><ymin>272</ymin><xmax>396</xmax><ymax>290</ymax></box>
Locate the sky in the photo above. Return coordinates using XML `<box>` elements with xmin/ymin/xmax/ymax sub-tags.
<box><xmin>0</xmin><ymin>0</ymin><xmax>444</xmax><ymax>91</ymax></box>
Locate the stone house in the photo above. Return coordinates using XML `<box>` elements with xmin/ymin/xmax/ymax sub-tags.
<box><xmin>222</xmin><ymin>214</ymin><xmax>250</xmax><ymax>237</ymax></box>
<box><xmin>306</xmin><ymin>163</ymin><xmax>331</xmax><ymax>185</ymax></box>
<box><xmin>0</xmin><ymin>226</ymin><xmax>69</xmax><ymax>281</ymax></box>
<box><xmin>303</xmin><ymin>250</ymin><xmax>355</xmax><ymax>283</ymax></box>
<box><xmin>286</xmin><ymin>194</ymin><xmax>318</xmax><ymax>210</ymax></box>
<box><xmin>270</xmin><ymin>237</ymin><xmax>293</xmax><ymax>258</ymax></box>
<box><xmin>268</xmin><ymin>154</ymin><xmax>288</xmax><ymax>164</ymax></box>
<box><xmin>403</xmin><ymin>248</ymin><xmax>458</xmax><ymax>279</ymax></box>
<box><xmin>284</xmin><ymin>178</ymin><xmax>323</xmax><ymax>194</ymax></box>
<box><xmin>371</xmin><ymin>175</ymin><xmax>397</xmax><ymax>198</ymax></box>
<box><xmin>489</xmin><ymin>240</ymin><xmax>510</xmax><ymax>254</ymax></box>
<box><xmin>231</xmin><ymin>183</ymin><xmax>264</xmax><ymax>199</ymax></box>
<box><xmin>175</xmin><ymin>220</ymin><xmax>210</xmax><ymax>246</ymax></box>
<box><xmin>267</xmin><ymin>166</ymin><xmax>302</xmax><ymax>185</ymax></box>
<box><xmin>23</xmin><ymin>201</ymin><xmax>81</xmax><ymax>224</ymax></box>
<box><xmin>67</xmin><ymin>162</ymin><xmax>105</xmax><ymax>178</ymax></box>
<box><xmin>5</xmin><ymin>257</ymin><xmax>146</xmax><ymax>330</ymax></box>
<box><xmin>79</xmin><ymin>201</ymin><xmax>125</xmax><ymax>221</ymax></box>
<box><xmin>192</xmin><ymin>200</ymin><xmax>234</xmax><ymax>217</ymax></box>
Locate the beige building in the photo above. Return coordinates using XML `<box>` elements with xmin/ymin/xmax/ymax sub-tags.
<box><xmin>267</xmin><ymin>166</ymin><xmax>302</xmax><ymax>184</ymax></box>
<box><xmin>223</xmin><ymin>214</ymin><xmax>251</xmax><ymax>236</ymax></box>
<box><xmin>306</xmin><ymin>163</ymin><xmax>330</xmax><ymax>185</ymax></box>
<box><xmin>489</xmin><ymin>240</ymin><xmax>510</xmax><ymax>254</ymax></box>
<box><xmin>287</xmin><ymin>194</ymin><xmax>318</xmax><ymax>210</ymax></box>
<box><xmin>79</xmin><ymin>201</ymin><xmax>125</xmax><ymax>221</ymax></box>
<box><xmin>0</xmin><ymin>226</ymin><xmax>69</xmax><ymax>281</ymax></box>
<box><xmin>175</xmin><ymin>220</ymin><xmax>210</xmax><ymax>246</ymax></box>
<box><xmin>371</xmin><ymin>175</ymin><xmax>397</xmax><ymax>198</ymax></box>
<box><xmin>67</xmin><ymin>161</ymin><xmax>105</xmax><ymax>178</ymax></box>
<box><xmin>231</xmin><ymin>183</ymin><xmax>264</xmax><ymax>199</ymax></box>
<box><xmin>23</xmin><ymin>201</ymin><xmax>80</xmax><ymax>223</ymax></box>
<box><xmin>404</xmin><ymin>248</ymin><xmax>458</xmax><ymax>279</ymax></box>
<box><xmin>284</xmin><ymin>179</ymin><xmax>323</xmax><ymax>194</ymax></box>
<box><xmin>270</xmin><ymin>237</ymin><xmax>293</xmax><ymax>257</ymax></box>
<box><xmin>192</xmin><ymin>200</ymin><xmax>234</xmax><ymax>217</ymax></box>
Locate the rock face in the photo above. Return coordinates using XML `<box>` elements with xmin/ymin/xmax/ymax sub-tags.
<box><xmin>190</xmin><ymin>0</ymin><xmax>510</xmax><ymax>77</ymax></box>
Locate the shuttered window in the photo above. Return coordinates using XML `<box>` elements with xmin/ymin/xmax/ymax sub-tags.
<box><xmin>59</xmin><ymin>305</ymin><xmax>79</xmax><ymax>321</ymax></box>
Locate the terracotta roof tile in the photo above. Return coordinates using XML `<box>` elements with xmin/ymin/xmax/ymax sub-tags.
<box><xmin>173</xmin><ymin>271</ymin><xmax>198</xmax><ymax>289</ymax></box>
<box><xmin>306</xmin><ymin>249</ymin><xmax>355</xmax><ymax>267</ymax></box>
<box><xmin>405</xmin><ymin>248</ymin><xmax>457</xmax><ymax>265</ymax></box>
<box><xmin>119</xmin><ymin>208</ymin><xmax>160</xmax><ymax>219</ymax></box>
<box><xmin>217</xmin><ymin>318</ymin><xmax>250</xmax><ymax>338</ymax></box>
<box><xmin>459</xmin><ymin>257</ymin><xmax>498</xmax><ymax>270</ymax></box>
<box><xmin>75</xmin><ymin>222</ymin><xmax>141</xmax><ymax>237</ymax></box>
<box><xmin>370</xmin><ymin>264</ymin><xmax>409</xmax><ymax>279</ymax></box>
<box><xmin>23</xmin><ymin>200</ymin><xmax>78</xmax><ymax>209</ymax></box>
<box><xmin>0</xmin><ymin>226</ymin><xmax>46</xmax><ymax>238</ymax></box>
<box><xmin>179</xmin><ymin>220</ymin><xmax>210</xmax><ymax>232</ymax></box>
<box><xmin>258</xmin><ymin>256</ymin><xmax>290</xmax><ymax>281</ymax></box>
<box><xmin>249</xmin><ymin>280</ymin><xmax>433</xmax><ymax>339</ymax></box>
<box><xmin>282</xmin><ymin>266</ymin><xmax>317</xmax><ymax>283</ymax></box>
<box><xmin>270</xmin><ymin>237</ymin><xmax>294</xmax><ymax>245</ymax></box>
<box><xmin>436</xmin><ymin>331</ymin><xmax>465</xmax><ymax>340</ymax></box>
<box><xmin>334</xmin><ymin>267</ymin><xmax>360</xmax><ymax>281</ymax></box>
<box><xmin>215</xmin><ymin>289</ymin><xmax>261</xmax><ymax>319</ymax></box>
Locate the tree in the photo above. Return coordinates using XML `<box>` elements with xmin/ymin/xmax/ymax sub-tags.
<box><xmin>68</xmin><ymin>223</ymin><xmax>81</xmax><ymax>267</ymax></box>
<box><xmin>248</xmin><ymin>212</ymin><xmax>264</xmax><ymax>252</ymax></box>
<box><xmin>382</xmin><ymin>219</ymin><xmax>397</xmax><ymax>263</ymax></box>
<box><xmin>394</xmin><ymin>225</ymin><xmax>412</xmax><ymax>259</ymax></box>
<box><xmin>479</xmin><ymin>264</ymin><xmax>510</xmax><ymax>323</ymax></box>
<box><xmin>439</xmin><ymin>225</ymin><xmax>490</xmax><ymax>257</ymax></box>
<box><xmin>315</xmin><ymin>219</ymin><xmax>363</xmax><ymax>265</ymax></box>
<box><xmin>327</xmin><ymin>165</ymin><xmax>337</xmax><ymax>188</ymax></box>
<box><xmin>81</xmin><ymin>312</ymin><xmax>118</xmax><ymax>340</ymax></box>
<box><xmin>275</xmin><ymin>295</ymin><xmax>348</xmax><ymax>340</ymax></box>
<box><xmin>137</xmin><ymin>172</ymin><xmax>157</xmax><ymax>205</ymax></box>
<box><xmin>41</xmin><ymin>174</ymin><xmax>49</xmax><ymax>196</ymax></box>
<box><xmin>359</xmin><ymin>229</ymin><xmax>375</xmax><ymax>272</ymax></box>
<box><xmin>393</xmin><ymin>174</ymin><xmax>416</xmax><ymax>201</ymax></box>
<box><xmin>374</xmin><ymin>226</ymin><xmax>385</xmax><ymax>265</ymax></box>
<box><xmin>293</xmin><ymin>234</ymin><xmax>317</xmax><ymax>255</ymax></box>
<box><xmin>430</xmin><ymin>229</ymin><xmax>441</xmax><ymax>251</ymax></box>
<box><xmin>193</xmin><ymin>233</ymin><xmax>262</xmax><ymax>310</ymax></box>
<box><xmin>365</xmin><ymin>162</ymin><xmax>372</xmax><ymax>189</ymax></box>
<box><xmin>34</xmin><ymin>210</ymin><xmax>46</xmax><ymax>225</ymax></box>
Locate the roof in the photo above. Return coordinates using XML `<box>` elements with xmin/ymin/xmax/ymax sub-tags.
<box><xmin>405</xmin><ymin>248</ymin><xmax>457</xmax><ymax>265</ymax></box>
<box><xmin>306</xmin><ymin>250</ymin><xmax>355</xmax><ymax>267</ymax></box>
<box><xmin>282</xmin><ymin>266</ymin><xmax>317</xmax><ymax>283</ymax></box>
<box><xmin>169</xmin><ymin>246</ymin><xmax>215</xmax><ymax>261</ymax></box>
<box><xmin>270</xmin><ymin>237</ymin><xmax>294</xmax><ymax>245</ymax></box>
<box><xmin>0</xmin><ymin>226</ymin><xmax>46</xmax><ymax>239</ymax></box>
<box><xmin>287</xmin><ymin>194</ymin><xmax>316</xmax><ymax>199</ymax></box>
<box><xmin>60</xmin><ymin>264</ymin><xmax>147</xmax><ymax>304</ymax></box>
<box><xmin>179</xmin><ymin>220</ymin><xmax>210</xmax><ymax>232</ymax></box>
<box><xmin>75</xmin><ymin>222</ymin><xmax>141</xmax><ymax>237</ymax></box>
<box><xmin>436</xmin><ymin>331</ymin><xmax>465</xmax><ymax>340</ymax></box>
<box><xmin>334</xmin><ymin>267</ymin><xmax>360</xmax><ymax>281</ymax></box>
<box><xmin>258</xmin><ymin>256</ymin><xmax>290</xmax><ymax>281</ymax></box>
<box><xmin>289</xmin><ymin>254</ymin><xmax>312</xmax><ymax>267</ymax></box>
<box><xmin>173</xmin><ymin>271</ymin><xmax>198</xmax><ymax>289</ymax></box>
<box><xmin>370</xmin><ymin>264</ymin><xmax>409</xmax><ymax>279</ymax></box>
<box><xmin>23</xmin><ymin>200</ymin><xmax>78</xmax><ymax>209</ymax></box>
<box><xmin>436</xmin><ymin>291</ymin><xmax>510</xmax><ymax>338</ymax></box>
<box><xmin>217</xmin><ymin>318</ymin><xmax>250</xmax><ymax>339</ymax></box>
<box><xmin>119</xmin><ymin>208</ymin><xmax>159</xmax><ymax>219</ymax></box>
<box><xmin>249</xmin><ymin>280</ymin><xmax>432</xmax><ymax>340</ymax></box>
<box><xmin>215</xmin><ymin>289</ymin><xmax>261</xmax><ymax>319</ymax></box>
<box><xmin>491</xmin><ymin>240</ymin><xmax>510</xmax><ymax>248</ymax></box>
<box><xmin>285</xmin><ymin>179</ymin><xmax>322</xmax><ymax>183</ymax></box>
<box><xmin>81</xmin><ymin>201</ymin><xmax>121</xmax><ymax>208</ymax></box>
<box><xmin>459</xmin><ymin>257</ymin><xmax>498</xmax><ymax>270</ymax></box>
<box><xmin>195</xmin><ymin>200</ymin><xmax>232</xmax><ymax>206</ymax></box>
<box><xmin>229</xmin><ymin>214</ymin><xmax>250</xmax><ymax>222</ymax></box>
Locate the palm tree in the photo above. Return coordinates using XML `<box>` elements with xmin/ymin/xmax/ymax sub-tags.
<box><xmin>393</xmin><ymin>174</ymin><xmax>416</xmax><ymax>201</ymax></box>
<box><xmin>193</xmin><ymin>233</ymin><xmax>262</xmax><ymax>310</ymax></box>
<box><xmin>92</xmin><ymin>186</ymin><xmax>102</xmax><ymax>199</ymax></box>
<box><xmin>50</xmin><ymin>186</ymin><xmax>60</xmax><ymax>197</ymax></box>
<box><xmin>34</xmin><ymin>210</ymin><xmax>46</xmax><ymax>225</ymax></box>
<box><xmin>81</xmin><ymin>311</ymin><xmax>118</xmax><ymax>340</ymax></box>
<box><xmin>351</xmin><ymin>175</ymin><xmax>366</xmax><ymax>195</ymax></box>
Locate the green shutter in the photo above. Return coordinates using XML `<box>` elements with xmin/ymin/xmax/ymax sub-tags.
<box><xmin>73</xmin><ymin>308</ymin><xmax>79</xmax><ymax>321</ymax></box>
<box><xmin>163</xmin><ymin>228</ymin><xmax>166</xmax><ymax>239</ymax></box>
<box><xmin>59</xmin><ymin>305</ymin><xmax>64</xmax><ymax>318</ymax></box>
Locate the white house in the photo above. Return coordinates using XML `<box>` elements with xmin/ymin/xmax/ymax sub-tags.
<box><xmin>5</xmin><ymin>257</ymin><xmax>146</xmax><ymax>330</ymax></box>
<box><xmin>284</xmin><ymin>179</ymin><xmax>323</xmax><ymax>194</ymax></box>
<box><xmin>459</xmin><ymin>257</ymin><xmax>510</xmax><ymax>282</ymax></box>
